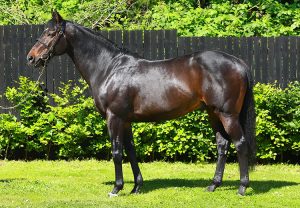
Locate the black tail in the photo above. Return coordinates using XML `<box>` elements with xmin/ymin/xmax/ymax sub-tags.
<box><xmin>240</xmin><ymin>67</ymin><xmax>256</xmax><ymax>169</ymax></box>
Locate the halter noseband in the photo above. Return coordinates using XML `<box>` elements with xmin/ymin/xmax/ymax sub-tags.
<box><xmin>36</xmin><ymin>21</ymin><xmax>66</xmax><ymax>66</ymax></box>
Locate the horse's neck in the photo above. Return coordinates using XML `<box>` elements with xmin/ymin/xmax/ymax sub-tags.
<box><xmin>66</xmin><ymin>24</ymin><xmax>120</xmax><ymax>86</ymax></box>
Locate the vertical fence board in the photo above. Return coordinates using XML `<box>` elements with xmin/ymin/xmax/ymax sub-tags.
<box><xmin>290</xmin><ymin>37</ymin><xmax>297</xmax><ymax>82</ymax></box>
<box><xmin>225</xmin><ymin>37</ymin><xmax>233</xmax><ymax>55</ymax></box>
<box><xmin>129</xmin><ymin>30</ymin><xmax>137</xmax><ymax>54</ymax></box>
<box><xmin>23</xmin><ymin>25</ymin><xmax>33</xmax><ymax>78</ymax></box>
<box><xmin>108</xmin><ymin>30</ymin><xmax>116</xmax><ymax>43</ymax></box>
<box><xmin>218</xmin><ymin>37</ymin><xmax>227</xmax><ymax>53</ymax></box>
<box><xmin>130</xmin><ymin>30</ymin><xmax>138</xmax><ymax>54</ymax></box>
<box><xmin>136</xmin><ymin>30</ymin><xmax>144</xmax><ymax>58</ymax></box>
<box><xmin>240</xmin><ymin>37</ymin><xmax>248</xmax><ymax>65</ymax></box>
<box><xmin>184</xmin><ymin>37</ymin><xmax>192</xmax><ymax>55</ymax></box>
<box><xmin>261</xmin><ymin>37</ymin><xmax>268</xmax><ymax>83</ymax></box>
<box><xmin>115</xmin><ymin>31</ymin><xmax>123</xmax><ymax>49</ymax></box>
<box><xmin>17</xmin><ymin>25</ymin><xmax>26</xmax><ymax>77</ymax></box>
<box><xmin>267</xmin><ymin>37</ymin><xmax>275</xmax><ymax>83</ymax></box>
<box><xmin>123</xmin><ymin>30</ymin><xmax>130</xmax><ymax>53</ymax></box>
<box><xmin>150</xmin><ymin>30</ymin><xmax>158</xmax><ymax>60</ymax></box>
<box><xmin>143</xmin><ymin>30</ymin><xmax>151</xmax><ymax>60</ymax></box>
<box><xmin>157</xmin><ymin>30</ymin><xmax>164</xmax><ymax>59</ymax></box>
<box><xmin>11</xmin><ymin>25</ymin><xmax>19</xmax><ymax>83</ymax></box>
<box><xmin>191</xmin><ymin>37</ymin><xmax>200</xmax><ymax>52</ymax></box>
<box><xmin>164</xmin><ymin>30</ymin><xmax>177</xmax><ymax>59</ymax></box>
<box><xmin>3</xmin><ymin>26</ymin><xmax>12</xmax><ymax>90</ymax></box>
<box><xmin>177</xmin><ymin>37</ymin><xmax>185</xmax><ymax>56</ymax></box>
<box><xmin>233</xmin><ymin>37</ymin><xmax>241</xmax><ymax>59</ymax></box>
<box><xmin>61</xmin><ymin>55</ymin><xmax>68</xmax><ymax>83</ymax></box>
<box><xmin>282</xmin><ymin>37</ymin><xmax>289</xmax><ymax>87</ymax></box>
<box><xmin>275</xmin><ymin>37</ymin><xmax>283</xmax><ymax>85</ymax></box>
<box><xmin>253</xmin><ymin>37</ymin><xmax>261</xmax><ymax>83</ymax></box>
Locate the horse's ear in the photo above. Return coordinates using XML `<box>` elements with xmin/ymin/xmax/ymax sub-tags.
<box><xmin>52</xmin><ymin>10</ymin><xmax>63</xmax><ymax>24</ymax></box>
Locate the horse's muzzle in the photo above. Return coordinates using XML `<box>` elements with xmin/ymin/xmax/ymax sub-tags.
<box><xmin>27</xmin><ymin>55</ymin><xmax>45</xmax><ymax>68</ymax></box>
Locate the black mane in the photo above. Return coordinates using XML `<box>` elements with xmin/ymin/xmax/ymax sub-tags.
<box><xmin>70</xmin><ymin>21</ymin><xmax>142</xmax><ymax>58</ymax></box>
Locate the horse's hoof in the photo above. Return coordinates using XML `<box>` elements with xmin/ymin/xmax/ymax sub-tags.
<box><xmin>207</xmin><ymin>184</ymin><xmax>217</xmax><ymax>192</ymax></box>
<box><xmin>131</xmin><ymin>185</ymin><xmax>142</xmax><ymax>194</ymax></box>
<box><xmin>108</xmin><ymin>192</ymin><xmax>118</xmax><ymax>198</ymax></box>
<box><xmin>237</xmin><ymin>185</ymin><xmax>247</xmax><ymax>196</ymax></box>
<box><xmin>130</xmin><ymin>190</ymin><xmax>140</xmax><ymax>195</ymax></box>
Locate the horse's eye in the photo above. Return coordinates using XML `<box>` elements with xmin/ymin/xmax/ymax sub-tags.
<box><xmin>47</xmin><ymin>31</ymin><xmax>56</xmax><ymax>37</ymax></box>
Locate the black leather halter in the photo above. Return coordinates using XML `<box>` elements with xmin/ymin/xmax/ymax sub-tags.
<box><xmin>35</xmin><ymin>21</ymin><xmax>66</xmax><ymax>66</ymax></box>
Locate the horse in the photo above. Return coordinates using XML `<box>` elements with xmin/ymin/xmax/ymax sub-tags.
<box><xmin>27</xmin><ymin>11</ymin><xmax>256</xmax><ymax>196</ymax></box>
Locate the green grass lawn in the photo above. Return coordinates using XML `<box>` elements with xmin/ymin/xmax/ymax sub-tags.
<box><xmin>0</xmin><ymin>161</ymin><xmax>299</xmax><ymax>208</ymax></box>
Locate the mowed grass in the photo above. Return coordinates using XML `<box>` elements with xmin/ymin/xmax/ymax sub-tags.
<box><xmin>0</xmin><ymin>161</ymin><xmax>299</xmax><ymax>208</ymax></box>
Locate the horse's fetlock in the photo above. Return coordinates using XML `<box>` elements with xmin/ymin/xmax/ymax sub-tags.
<box><xmin>213</xmin><ymin>177</ymin><xmax>222</xmax><ymax>186</ymax></box>
<box><xmin>136</xmin><ymin>173</ymin><xmax>143</xmax><ymax>185</ymax></box>
<box><xmin>115</xmin><ymin>180</ymin><xmax>124</xmax><ymax>190</ymax></box>
<box><xmin>240</xmin><ymin>177</ymin><xmax>249</xmax><ymax>187</ymax></box>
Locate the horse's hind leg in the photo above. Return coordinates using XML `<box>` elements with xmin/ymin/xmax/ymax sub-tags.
<box><xmin>219</xmin><ymin>112</ymin><xmax>249</xmax><ymax>196</ymax></box>
<box><xmin>207</xmin><ymin>110</ymin><xmax>231</xmax><ymax>192</ymax></box>
<box><xmin>123</xmin><ymin>125</ymin><xmax>143</xmax><ymax>194</ymax></box>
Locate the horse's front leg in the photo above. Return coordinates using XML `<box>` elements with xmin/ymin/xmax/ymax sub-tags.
<box><xmin>107</xmin><ymin>110</ymin><xmax>126</xmax><ymax>197</ymax></box>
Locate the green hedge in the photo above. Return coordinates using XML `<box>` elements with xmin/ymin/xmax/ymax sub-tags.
<box><xmin>1</xmin><ymin>77</ymin><xmax>300</xmax><ymax>163</ymax></box>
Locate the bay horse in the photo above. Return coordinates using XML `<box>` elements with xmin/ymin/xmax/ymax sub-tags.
<box><xmin>27</xmin><ymin>11</ymin><xmax>256</xmax><ymax>196</ymax></box>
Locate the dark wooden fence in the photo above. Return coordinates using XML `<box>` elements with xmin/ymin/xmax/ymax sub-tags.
<box><xmin>1</xmin><ymin>25</ymin><xmax>300</xmax><ymax>100</ymax></box>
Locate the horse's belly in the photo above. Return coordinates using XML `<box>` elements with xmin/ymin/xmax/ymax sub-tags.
<box><xmin>132</xmin><ymin>96</ymin><xmax>203</xmax><ymax>122</ymax></box>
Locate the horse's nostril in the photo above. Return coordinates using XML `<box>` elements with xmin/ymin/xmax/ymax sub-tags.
<box><xmin>27</xmin><ymin>56</ymin><xmax>34</xmax><ymax>63</ymax></box>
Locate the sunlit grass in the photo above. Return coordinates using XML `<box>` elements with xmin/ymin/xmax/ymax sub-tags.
<box><xmin>0</xmin><ymin>160</ymin><xmax>299</xmax><ymax>207</ymax></box>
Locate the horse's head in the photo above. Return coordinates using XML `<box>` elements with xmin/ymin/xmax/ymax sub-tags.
<box><xmin>27</xmin><ymin>11</ymin><xmax>68</xmax><ymax>68</ymax></box>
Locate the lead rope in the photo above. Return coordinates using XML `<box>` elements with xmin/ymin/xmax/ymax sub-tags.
<box><xmin>0</xmin><ymin>65</ymin><xmax>46</xmax><ymax>110</ymax></box>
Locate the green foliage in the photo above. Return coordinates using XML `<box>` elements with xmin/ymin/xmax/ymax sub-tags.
<box><xmin>254</xmin><ymin>82</ymin><xmax>300</xmax><ymax>162</ymax></box>
<box><xmin>1</xmin><ymin>77</ymin><xmax>300</xmax><ymax>163</ymax></box>
<box><xmin>1</xmin><ymin>0</ymin><xmax>300</xmax><ymax>37</ymax></box>
<box><xmin>1</xmin><ymin>77</ymin><xmax>110</xmax><ymax>160</ymax></box>
<box><xmin>133</xmin><ymin>111</ymin><xmax>215</xmax><ymax>162</ymax></box>
<box><xmin>134</xmin><ymin>0</ymin><xmax>300</xmax><ymax>36</ymax></box>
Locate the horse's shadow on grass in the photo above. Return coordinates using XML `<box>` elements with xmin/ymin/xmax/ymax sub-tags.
<box><xmin>105</xmin><ymin>179</ymin><xmax>299</xmax><ymax>195</ymax></box>
<box><xmin>0</xmin><ymin>178</ymin><xmax>26</xmax><ymax>183</ymax></box>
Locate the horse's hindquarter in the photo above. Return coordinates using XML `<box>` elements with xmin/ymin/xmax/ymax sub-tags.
<box><xmin>197</xmin><ymin>51</ymin><xmax>248</xmax><ymax>114</ymax></box>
